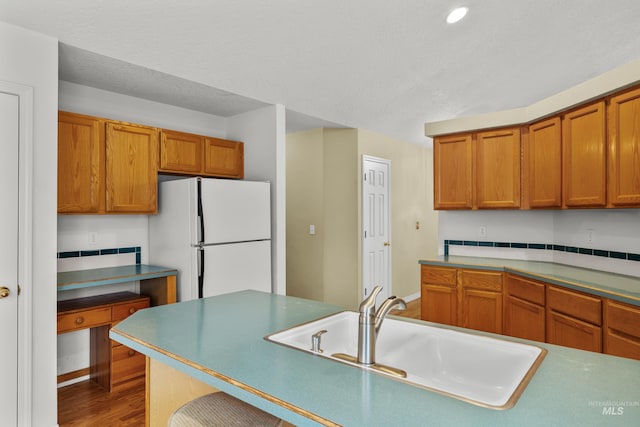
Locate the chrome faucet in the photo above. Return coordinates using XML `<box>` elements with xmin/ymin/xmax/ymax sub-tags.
<box><xmin>357</xmin><ymin>286</ymin><xmax>406</xmax><ymax>365</ymax></box>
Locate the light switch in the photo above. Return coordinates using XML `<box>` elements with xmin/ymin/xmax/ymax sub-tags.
<box><xmin>309</xmin><ymin>224</ymin><xmax>316</xmax><ymax>235</ymax></box>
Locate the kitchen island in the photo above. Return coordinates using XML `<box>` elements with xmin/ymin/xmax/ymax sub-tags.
<box><xmin>111</xmin><ymin>290</ymin><xmax>640</xmax><ymax>426</ymax></box>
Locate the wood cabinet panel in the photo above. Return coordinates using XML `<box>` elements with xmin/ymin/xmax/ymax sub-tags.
<box><xmin>562</xmin><ymin>101</ymin><xmax>606</xmax><ymax>207</ymax></box>
<box><xmin>459</xmin><ymin>269</ymin><xmax>503</xmax><ymax>334</ymax></box>
<box><xmin>420</xmin><ymin>283</ymin><xmax>457</xmax><ymax>326</ymax></box>
<box><xmin>57</xmin><ymin>112</ymin><xmax>104</xmax><ymax>213</ymax></box>
<box><xmin>607</xmin><ymin>87</ymin><xmax>640</xmax><ymax>207</ymax></box>
<box><xmin>506</xmin><ymin>274</ymin><xmax>545</xmax><ymax>306</ymax></box>
<box><xmin>604</xmin><ymin>299</ymin><xmax>640</xmax><ymax>360</ymax></box>
<box><xmin>105</xmin><ymin>121</ymin><xmax>158</xmax><ymax>213</ymax></box>
<box><xmin>159</xmin><ymin>129</ymin><xmax>203</xmax><ymax>174</ymax></box>
<box><xmin>504</xmin><ymin>295</ymin><xmax>546</xmax><ymax>342</ymax></box>
<box><xmin>460</xmin><ymin>288</ymin><xmax>503</xmax><ymax>334</ymax></box>
<box><xmin>547</xmin><ymin>310</ymin><xmax>602</xmax><ymax>352</ymax></box>
<box><xmin>433</xmin><ymin>134</ymin><xmax>473</xmax><ymax>209</ymax></box>
<box><xmin>475</xmin><ymin>127</ymin><xmax>521</xmax><ymax>209</ymax></box>
<box><xmin>526</xmin><ymin>117</ymin><xmax>562</xmax><ymax>208</ymax></box>
<box><xmin>547</xmin><ymin>285</ymin><xmax>602</xmax><ymax>325</ymax></box>
<box><xmin>420</xmin><ymin>265</ymin><xmax>457</xmax><ymax>286</ymax></box>
<box><xmin>204</xmin><ymin>137</ymin><xmax>244</xmax><ymax>178</ymax></box>
<box><xmin>111</xmin><ymin>344</ymin><xmax>146</xmax><ymax>389</ymax></box>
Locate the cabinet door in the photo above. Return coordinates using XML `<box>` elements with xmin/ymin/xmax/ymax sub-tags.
<box><xmin>547</xmin><ymin>310</ymin><xmax>602</xmax><ymax>352</ymax></box>
<box><xmin>459</xmin><ymin>269</ymin><xmax>503</xmax><ymax>334</ymax></box>
<box><xmin>475</xmin><ymin>127</ymin><xmax>521</xmax><ymax>209</ymax></box>
<box><xmin>159</xmin><ymin>129</ymin><xmax>203</xmax><ymax>174</ymax></box>
<box><xmin>420</xmin><ymin>265</ymin><xmax>458</xmax><ymax>325</ymax></box>
<box><xmin>106</xmin><ymin>122</ymin><xmax>158</xmax><ymax>213</ymax></box>
<box><xmin>603</xmin><ymin>299</ymin><xmax>640</xmax><ymax>360</ymax></box>
<box><xmin>562</xmin><ymin>101</ymin><xmax>606</xmax><ymax>207</ymax></box>
<box><xmin>433</xmin><ymin>134</ymin><xmax>473</xmax><ymax>209</ymax></box>
<box><xmin>607</xmin><ymin>87</ymin><xmax>640</xmax><ymax>207</ymax></box>
<box><xmin>526</xmin><ymin>117</ymin><xmax>562</xmax><ymax>208</ymax></box>
<box><xmin>58</xmin><ymin>112</ymin><xmax>104</xmax><ymax>213</ymax></box>
<box><xmin>504</xmin><ymin>296</ymin><xmax>545</xmax><ymax>342</ymax></box>
<box><xmin>504</xmin><ymin>274</ymin><xmax>545</xmax><ymax>341</ymax></box>
<box><xmin>203</xmin><ymin>137</ymin><xmax>244</xmax><ymax>179</ymax></box>
<box><xmin>421</xmin><ymin>284</ymin><xmax>457</xmax><ymax>326</ymax></box>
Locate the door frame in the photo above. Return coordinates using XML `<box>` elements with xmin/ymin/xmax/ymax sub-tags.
<box><xmin>1</xmin><ymin>80</ymin><xmax>34</xmax><ymax>426</ymax></box>
<box><xmin>361</xmin><ymin>155</ymin><xmax>392</xmax><ymax>301</ymax></box>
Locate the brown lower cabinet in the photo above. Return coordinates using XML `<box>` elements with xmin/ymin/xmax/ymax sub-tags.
<box><xmin>504</xmin><ymin>274</ymin><xmax>546</xmax><ymax>342</ymax></box>
<box><xmin>421</xmin><ymin>264</ymin><xmax>640</xmax><ymax>361</ymax></box>
<box><xmin>546</xmin><ymin>285</ymin><xmax>602</xmax><ymax>352</ymax></box>
<box><xmin>603</xmin><ymin>299</ymin><xmax>640</xmax><ymax>360</ymax></box>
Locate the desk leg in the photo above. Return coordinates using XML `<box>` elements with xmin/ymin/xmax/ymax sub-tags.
<box><xmin>140</xmin><ymin>275</ymin><xmax>177</xmax><ymax>306</ymax></box>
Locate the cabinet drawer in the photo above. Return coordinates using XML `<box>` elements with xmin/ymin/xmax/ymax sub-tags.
<box><xmin>547</xmin><ymin>285</ymin><xmax>602</xmax><ymax>325</ymax></box>
<box><xmin>57</xmin><ymin>307</ymin><xmax>111</xmax><ymax>333</ymax></box>
<box><xmin>506</xmin><ymin>274</ymin><xmax>545</xmax><ymax>305</ymax></box>
<box><xmin>112</xmin><ymin>297</ymin><xmax>150</xmax><ymax>322</ymax></box>
<box><xmin>605</xmin><ymin>299</ymin><xmax>640</xmax><ymax>338</ymax></box>
<box><xmin>459</xmin><ymin>269</ymin><xmax>502</xmax><ymax>291</ymax></box>
<box><xmin>420</xmin><ymin>265</ymin><xmax>457</xmax><ymax>286</ymax></box>
<box><xmin>111</xmin><ymin>344</ymin><xmax>146</xmax><ymax>385</ymax></box>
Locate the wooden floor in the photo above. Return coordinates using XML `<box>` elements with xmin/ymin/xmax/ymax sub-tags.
<box><xmin>58</xmin><ymin>299</ymin><xmax>421</xmax><ymax>426</ymax></box>
<box><xmin>58</xmin><ymin>381</ymin><xmax>145</xmax><ymax>427</ymax></box>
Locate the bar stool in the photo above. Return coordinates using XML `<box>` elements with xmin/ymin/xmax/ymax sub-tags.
<box><xmin>168</xmin><ymin>392</ymin><xmax>283</xmax><ymax>426</ymax></box>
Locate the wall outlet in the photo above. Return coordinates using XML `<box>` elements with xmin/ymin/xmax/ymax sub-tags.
<box><xmin>88</xmin><ymin>231</ymin><xmax>98</xmax><ymax>245</ymax></box>
<box><xmin>479</xmin><ymin>226</ymin><xmax>487</xmax><ymax>238</ymax></box>
<box><xmin>309</xmin><ymin>224</ymin><xmax>316</xmax><ymax>235</ymax></box>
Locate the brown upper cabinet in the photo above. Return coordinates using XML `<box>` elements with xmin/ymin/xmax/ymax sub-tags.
<box><xmin>433</xmin><ymin>127</ymin><xmax>520</xmax><ymax>210</ymax></box>
<box><xmin>562</xmin><ymin>101</ymin><xmax>607</xmax><ymax>208</ymax></box>
<box><xmin>607</xmin><ymin>86</ymin><xmax>640</xmax><ymax>207</ymax></box>
<box><xmin>58</xmin><ymin>112</ymin><xmax>158</xmax><ymax>214</ymax></box>
<box><xmin>159</xmin><ymin>129</ymin><xmax>244</xmax><ymax>179</ymax></box>
<box><xmin>105</xmin><ymin>122</ymin><xmax>159</xmax><ymax>214</ymax></box>
<box><xmin>475</xmin><ymin>127</ymin><xmax>521</xmax><ymax>209</ymax></box>
<box><xmin>433</xmin><ymin>133</ymin><xmax>473</xmax><ymax>209</ymax></box>
<box><xmin>525</xmin><ymin>117</ymin><xmax>562</xmax><ymax>208</ymax></box>
<box><xmin>58</xmin><ymin>112</ymin><xmax>105</xmax><ymax>213</ymax></box>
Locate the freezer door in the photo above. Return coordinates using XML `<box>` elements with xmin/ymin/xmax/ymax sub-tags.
<box><xmin>199</xmin><ymin>179</ymin><xmax>271</xmax><ymax>244</ymax></box>
<box><xmin>201</xmin><ymin>240</ymin><xmax>272</xmax><ymax>297</ymax></box>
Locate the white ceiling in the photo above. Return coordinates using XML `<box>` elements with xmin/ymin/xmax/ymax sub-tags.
<box><xmin>2</xmin><ymin>0</ymin><xmax>640</xmax><ymax>144</ymax></box>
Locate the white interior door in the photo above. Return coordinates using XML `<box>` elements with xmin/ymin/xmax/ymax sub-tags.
<box><xmin>0</xmin><ymin>90</ymin><xmax>19</xmax><ymax>426</ymax></box>
<box><xmin>362</xmin><ymin>156</ymin><xmax>391</xmax><ymax>304</ymax></box>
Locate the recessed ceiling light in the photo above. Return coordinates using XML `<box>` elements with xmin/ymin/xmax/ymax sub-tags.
<box><xmin>446</xmin><ymin>7</ymin><xmax>468</xmax><ymax>24</ymax></box>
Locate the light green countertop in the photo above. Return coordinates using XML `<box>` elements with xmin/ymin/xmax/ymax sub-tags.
<box><xmin>111</xmin><ymin>291</ymin><xmax>640</xmax><ymax>426</ymax></box>
<box><xmin>419</xmin><ymin>256</ymin><xmax>640</xmax><ymax>306</ymax></box>
<box><xmin>57</xmin><ymin>264</ymin><xmax>177</xmax><ymax>292</ymax></box>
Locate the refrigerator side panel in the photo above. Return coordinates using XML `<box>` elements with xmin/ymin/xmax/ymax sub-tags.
<box><xmin>199</xmin><ymin>179</ymin><xmax>271</xmax><ymax>243</ymax></box>
<box><xmin>202</xmin><ymin>240</ymin><xmax>272</xmax><ymax>297</ymax></box>
<box><xmin>149</xmin><ymin>178</ymin><xmax>199</xmax><ymax>301</ymax></box>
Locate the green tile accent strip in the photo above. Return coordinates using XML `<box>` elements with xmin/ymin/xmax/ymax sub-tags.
<box><xmin>444</xmin><ymin>239</ymin><xmax>639</xmax><ymax>262</ymax></box>
<box><xmin>57</xmin><ymin>246</ymin><xmax>142</xmax><ymax>264</ymax></box>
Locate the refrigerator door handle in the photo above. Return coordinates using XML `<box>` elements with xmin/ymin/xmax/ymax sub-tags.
<box><xmin>197</xmin><ymin>178</ymin><xmax>205</xmax><ymax>244</ymax></box>
<box><xmin>197</xmin><ymin>246</ymin><xmax>205</xmax><ymax>299</ymax></box>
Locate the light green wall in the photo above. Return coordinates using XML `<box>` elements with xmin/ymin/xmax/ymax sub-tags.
<box><xmin>286</xmin><ymin>128</ymin><xmax>437</xmax><ymax>310</ymax></box>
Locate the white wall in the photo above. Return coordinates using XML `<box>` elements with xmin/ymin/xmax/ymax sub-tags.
<box><xmin>439</xmin><ymin>209</ymin><xmax>640</xmax><ymax>277</ymax></box>
<box><xmin>227</xmin><ymin>105</ymin><xmax>287</xmax><ymax>295</ymax></box>
<box><xmin>0</xmin><ymin>21</ymin><xmax>58</xmax><ymax>426</ymax></box>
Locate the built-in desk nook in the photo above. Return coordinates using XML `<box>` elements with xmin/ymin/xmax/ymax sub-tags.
<box><xmin>57</xmin><ymin>265</ymin><xmax>177</xmax><ymax>391</ymax></box>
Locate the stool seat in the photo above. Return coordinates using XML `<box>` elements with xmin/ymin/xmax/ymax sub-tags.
<box><xmin>168</xmin><ymin>392</ymin><xmax>282</xmax><ymax>426</ymax></box>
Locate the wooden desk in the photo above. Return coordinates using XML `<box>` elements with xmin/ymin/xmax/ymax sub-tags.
<box><xmin>57</xmin><ymin>265</ymin><xmax>177</xmax><ymax>390</ymax></box>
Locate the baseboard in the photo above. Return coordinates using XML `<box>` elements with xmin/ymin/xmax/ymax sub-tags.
<box><xmin>57</xmin><ymin>367</ymin><xmax>90</xmax><ymax>387</ymax></box>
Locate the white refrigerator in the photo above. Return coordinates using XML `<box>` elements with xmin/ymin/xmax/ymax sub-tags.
<box><xmin>149</xmin><ymin>177</ymin><xmax>272</xmax><ymax>301</ymax></box>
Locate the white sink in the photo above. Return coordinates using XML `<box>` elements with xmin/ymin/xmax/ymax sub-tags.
<box><xmin>265</xmin><ymin>311</ymin><xmax>546</xmax><ymax>409</ymax></box>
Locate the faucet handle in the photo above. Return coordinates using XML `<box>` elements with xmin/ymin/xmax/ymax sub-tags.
<box><xmin>360</xmin><ymin>286</ymin><xmax>383</xmax><ymax>316</ymax></box>
<box><xmin>311</xmin><ymin>330</ymin><xmax>327</xmax><ymax>353</ymax></box>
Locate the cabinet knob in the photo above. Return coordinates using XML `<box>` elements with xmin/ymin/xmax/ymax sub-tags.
<box><xmin>129</xmin><ymin>307</ymin><xmax>136</xmax><ymax>314</ymax></box>
<box><xmin>0</xmin><ymin>286</ymin><xmax>9</xmax><ymax>299</ymax></box>
<box><xmin>128</xmin><ymin>349</ymin><xmax>136</xmax><ymax>357</ymax></box>
<box><xmin>75</xmin><ymin>316</ymin><xmax>84</xmax><ymax>325</ymax></box>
